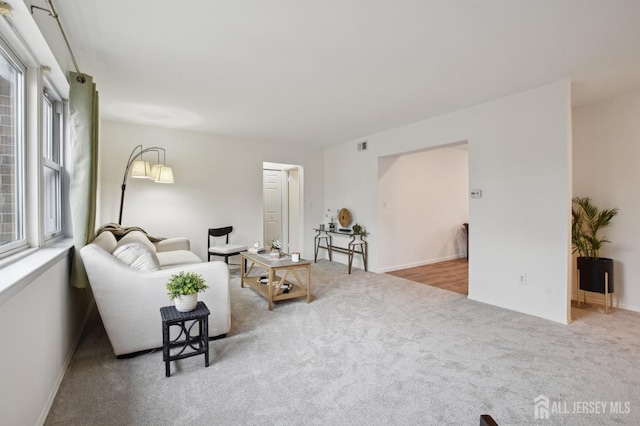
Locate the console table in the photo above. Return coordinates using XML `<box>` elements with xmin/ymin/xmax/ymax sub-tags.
<box><xmin>313</xmin><ymin>228</ymin><xmax>368</xmax><ymax>274</ymax></box>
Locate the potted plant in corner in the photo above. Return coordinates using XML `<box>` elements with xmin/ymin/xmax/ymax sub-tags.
<box><xmin>571</xmin><ymin>196</ymin><xmax>618</xmax><ymax>301</ymax></box>
<box><xmin>166</xmin><ymin>271</ymin><xmax>209</xmax><ymax>312</ymax></box>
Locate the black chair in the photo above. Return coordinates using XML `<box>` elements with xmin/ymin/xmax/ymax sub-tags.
<box><xmin>479</xmin><ymin>414</ymin><xmax>498</xmax><ymax>426</ymax></box>
<box><xmin>207</xmin><ymin>226</ymin><xmax>247</xmax><ymax>264</ymax></box>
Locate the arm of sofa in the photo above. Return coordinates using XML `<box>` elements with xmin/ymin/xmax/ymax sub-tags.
<box><xmin>80</xmin><ymin>244</ymin><xmax>230</xmax><ymax>356</ymax></box>
<box><xmin>154</xmin><ymin>237</ymin><xmax>190</xmax><ymax>252</ymax></box>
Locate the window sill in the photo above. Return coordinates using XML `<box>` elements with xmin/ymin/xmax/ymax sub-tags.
<box><xmin>0</xmin><ymin>238</ymin><xmax>74</xmax><ymax>307</ymax></box>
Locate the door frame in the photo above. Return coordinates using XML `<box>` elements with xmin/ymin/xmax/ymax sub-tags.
<box><xmin>262</xmin><ymin>162</ymin><xmax>304</xmax><ymax>253</ymax></box>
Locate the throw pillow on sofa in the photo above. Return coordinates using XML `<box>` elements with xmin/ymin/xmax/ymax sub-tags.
<box><xmin>92</xmin><ymin>231</ymin><xmax>118</xmax><ymax>253</ymax></box>
<box><xmin>113</xmin><ymin>243</ymin><xmax>161</xmax><ymax>271</ymax></box>
<box><xmin>115</xmin><ymin>230</ymin><xmax>157</xmax><ymax>253</ymax></box>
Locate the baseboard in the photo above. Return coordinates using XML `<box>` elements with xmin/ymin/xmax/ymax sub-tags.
<box><xmin>616</xmin><ymin>301</ymin><xmax>640</xmax><ymax>312</ymax></box>
<box><xmin>37</xmin><ymin>297</ymin><xmax>95</xmax><ymax>426</ymax></box>
<box><xmin>378</xmin><ymin>254</ymin><xmax>466</xmax><ymax>273</ymax></box>
<box><xmin>572</xmin><ymin>295</ymin><xmax>640</xmax><ymax>313</ymax></box>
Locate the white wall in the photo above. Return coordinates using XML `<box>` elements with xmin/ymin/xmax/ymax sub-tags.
<box><xmin>325</xmin><ymin>81</ymin><xmax>572</xmax><ymax>324</ymax></box>
<box><xmin>0</xmin><ymin>251</ymin><xmax>91</xmax><ymax>425</ymax></box>
<box><xmin>573</xmin><ymin>90</ymin><xmax>640</xmax><ymax>312</ymax></box>
<box><xmin>377</xmin><ymin>147</ymin><xmax>468</xmax><ymax>272</ymax></box>
<box><xmin>0</xmin><ymin>6</ymin><xmax>91</xmax><ymax>425</ymax></box>
<box><xmin>98</xmin><ymin>121</ymin><xmax>324</xmax><ymax>261</ymax></box>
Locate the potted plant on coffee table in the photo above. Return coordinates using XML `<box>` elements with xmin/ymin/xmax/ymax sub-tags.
<box><xmin>571</xmin><ymin>196</ymin><xmax>618</xmax><ymax>310</ymax></box>
<box><xmin>166</xmin><ymin>271</ymin><xmax>209</xmax><ymax>312</ymax></box>
<box><xmin>269</xmin><ymin>240</ymin><xmax>282</xmax><ymax>258</ymax></box>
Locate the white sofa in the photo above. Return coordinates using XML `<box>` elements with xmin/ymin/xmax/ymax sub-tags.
<box><xmin>80</xmin><ymin>230</ymin><xmax>231</xmax><ymax>357</ymax></box>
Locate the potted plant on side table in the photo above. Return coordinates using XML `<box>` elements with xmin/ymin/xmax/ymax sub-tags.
<box><xmin>167</xmin><ymin>271</ymin><xmax>209</xmax><ymax>312</ymax></box>
<box><xmin>326</xmin><ymin>208</ymin><xmax>338</xmax><ymax>231</ymax></box>
<box><xmin>352</xmin><ymin>223</ymin><xmax>368</xmax><ymax>235</ymax></box>
<box><xmin>571</xmin><ymin>196</ymin><xmax>618</xmax><ymax>312</ymax></box>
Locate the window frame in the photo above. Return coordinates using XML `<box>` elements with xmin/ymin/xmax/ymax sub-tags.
<box><xmin>0</xmin><ymin>24</ymin><xmax>70</xmax><ymax>262</ymax></box>
<box><xmin>42</xmin><ymin>90</ymin><xmax>63</xmax><ymax>241</ymax></box>
<box><xmin>0</xmin><ymin>37</ymin><xmax>27</xmax><ymax>257</ymax></box>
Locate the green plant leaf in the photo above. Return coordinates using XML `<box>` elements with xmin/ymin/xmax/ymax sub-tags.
<box><xmin>166</xmin><ymin>271</ymin><xmax>209</xmax><ymax>300</ymax></box>
<box><xmin>571</xmin><ymin>196</ymin><xmax>618</xmax><ymax>259</ymax></box>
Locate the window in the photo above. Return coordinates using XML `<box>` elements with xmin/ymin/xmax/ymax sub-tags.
<box><xmin>0</xmin><ymin>45</ymin><xmax>25</xmax><ymax>255</ymax></box>
<box><xmin>42</xmin><ymin>93</ymin><xmax>62</xmax><ymax>239</ymax></box>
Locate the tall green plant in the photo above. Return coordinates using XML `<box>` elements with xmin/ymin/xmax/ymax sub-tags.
<box><xmin>571</xmin><ymin>197</ymin><xmax>618</xmax><ymax>259</ymax></box>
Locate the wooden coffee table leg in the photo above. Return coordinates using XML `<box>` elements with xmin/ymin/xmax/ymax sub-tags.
<box><xmin>268</xmin><ymin>268</ymin><xmax>274</xmax><ymax>311</ymax></box>
<box><xmin>240</xmin><ymin>255</ymin><xmax>245</xmax><ymax>288</ymax></box>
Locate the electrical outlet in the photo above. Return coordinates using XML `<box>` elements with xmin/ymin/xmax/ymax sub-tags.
<box><xmin>518</xmin><ymin>274</ymin><xmax>527</xmax><ymax>285</ymax></box>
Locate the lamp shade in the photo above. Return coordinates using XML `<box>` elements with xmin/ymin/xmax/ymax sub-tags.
<box><xmin>156</xmin><ymin>165</ymin><xmax>174</xmax><ymax>183</ymax></box>
<box><xmin>150</xmin><ymin>163</ymin><xmax>163</xmax><ymax>181</ymax></box>
<box><xmin>131</xmin><ymin>160</ymin><xmax>151</xmax><ymax>178</ymax></box>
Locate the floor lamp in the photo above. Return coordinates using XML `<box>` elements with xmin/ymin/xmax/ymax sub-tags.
<box><xmin>118</xmin><ymin>144</ymin><xmax>174</xmax><ymax>225</ymax></box>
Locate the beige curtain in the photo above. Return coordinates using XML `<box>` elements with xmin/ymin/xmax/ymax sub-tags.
<box><xmin>69</xmin><ymin>72</ymin><xmax>99</xmax><ymax>289</ymax></box>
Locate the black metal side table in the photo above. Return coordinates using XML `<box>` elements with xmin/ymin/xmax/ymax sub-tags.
<box><xmin>160</xmin><ymin>301</ymin><xmax>210</xmax><ymax>377</ymax></box>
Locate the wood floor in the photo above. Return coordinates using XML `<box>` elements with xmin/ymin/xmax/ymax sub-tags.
<box><xmin>387</xmin><ymin>258</ymin><xmax>469</xmax><ymax>295</ymax></box>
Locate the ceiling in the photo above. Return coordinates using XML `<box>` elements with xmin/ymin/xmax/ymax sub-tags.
<box><xmin>39</xmin><ymin>0</ymin><xmax>640</xmax><ymax>147</ymax></box>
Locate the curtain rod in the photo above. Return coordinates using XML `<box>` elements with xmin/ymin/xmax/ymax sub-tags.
<box><xmin>31</xmin><ymin>0</ymin><xmax>85</xmax><ymax>83</ymax></box>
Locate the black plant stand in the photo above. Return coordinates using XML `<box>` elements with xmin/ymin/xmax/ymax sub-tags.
<box><xmin>577</xmin><ymin>257</ymin><xmax>614</xmax><ymax>314</ymax></box>
<box><xmin>160</xmin><ymin>301</ymin><xmax>210</xmax><ymax>377</ymax></box>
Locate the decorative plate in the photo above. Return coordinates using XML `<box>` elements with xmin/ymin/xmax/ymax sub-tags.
<box><xmin>338</xmin><ymin>208</ymin><xmax>351</xmax><ymax>227</ymax></box>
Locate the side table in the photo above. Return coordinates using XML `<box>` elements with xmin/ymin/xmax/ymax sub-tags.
<box><xmin>160</xmin><ymin>301</ymin><xmax>210</xmax><ymax>377</ymax></box>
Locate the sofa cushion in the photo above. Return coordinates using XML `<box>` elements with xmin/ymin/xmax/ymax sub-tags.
<box><xmin>92</xmin><ymin>231</ymin><xmax>117</xmax><ymax>253</ymax></box>
<box><xmin>156</xmin><ymin>250</ymin><xmax>202</xmax><ymax>268</ymax></box>
<box><xmin>208</xmin><ymin>243</ymin><xmax>247</xmax><ymax>254</ymax></box>
<box><xmin>154</xmin><ymin>237</ymin><xmax>190</xmax><ymax>252</ymax></box>
<box><xmin>115</xmin><ymin>231</ymin><xmax>157</xmax><ymax>253</ymax></box>
<box><xmin>112</xmin><ymin>243</ymin><xmax>161</xmax><ymax>271</ymax></box>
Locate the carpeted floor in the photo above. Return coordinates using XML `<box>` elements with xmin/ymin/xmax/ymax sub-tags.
<box><xmin>45</xmin><ymin>261</ymin><xmax>640</xmax><ymax>425</ymax></box>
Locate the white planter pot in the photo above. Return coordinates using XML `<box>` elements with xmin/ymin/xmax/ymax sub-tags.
<box><xmin>174</xmin><ymin>293</ymin><xmax>198</xmax><ymax>312</ymax></box>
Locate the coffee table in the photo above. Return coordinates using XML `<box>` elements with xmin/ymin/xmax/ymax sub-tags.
<box><xmin>240</xmin><ymin>252</ymin><xmax>311</xmax><ymax>310</ymax></box>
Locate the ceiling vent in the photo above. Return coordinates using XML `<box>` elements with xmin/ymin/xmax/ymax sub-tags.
<box><xmin>357</xmin><ymin>141</ymin><xmax>368</xmax><ymax>151</ymax></box>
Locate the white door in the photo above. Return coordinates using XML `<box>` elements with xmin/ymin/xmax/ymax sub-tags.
<box><xmin>263</xmin><ymin>170</ymin><xmax>282</xmax><ymax>246</ymax></box>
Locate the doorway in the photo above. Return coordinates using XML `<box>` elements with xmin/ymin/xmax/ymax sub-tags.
<box><xmin>263</xmin><ymin>162</ymin><xmax>303</xmax><ymax>253</ymax></box>
<box><xmin>388</xmin><ymin>259</ymin><xmax>469</xmax><ymax>295</ymax></box>
<box><xmin>378</xmin><ymin>142</ymin><xmax>469</xmax><ymax>294</ymax></box>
